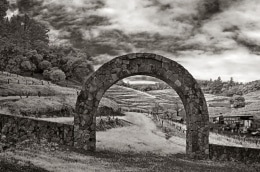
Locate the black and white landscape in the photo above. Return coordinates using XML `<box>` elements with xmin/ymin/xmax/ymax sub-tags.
<box><xmin>0</xmin><ymin>0</ymin><xmax>260</xmax><ymax>171</ymax></box>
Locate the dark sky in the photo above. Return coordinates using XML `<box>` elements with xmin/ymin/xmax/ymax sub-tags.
<box><xmin>6</xmin><ymin>0</ymin><xmax>260</xmax><ymax>82</ymax></box>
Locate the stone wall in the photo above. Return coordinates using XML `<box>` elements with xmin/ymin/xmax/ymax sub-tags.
<box><xmin>210</xmin><ymin>132</ymin><xmax>260</xmax><ymax>149</ymax></box>
<box><xmin>0</xmin><ymin>113</ymin><xmax>74</xmax><ymax>146</ymax></box>
<box><xmin>209</xmin><ymin>144</ymin><xmax>260</xmax><ymax>163</ymax></box>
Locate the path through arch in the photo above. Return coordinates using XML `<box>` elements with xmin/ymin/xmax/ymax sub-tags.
<box><xmin>75</xmin><ymin>53</ymin><xmax>209</xmax><ymax>159</ymax></box>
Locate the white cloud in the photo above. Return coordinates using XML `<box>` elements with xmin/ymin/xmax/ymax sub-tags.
<box><xmin>97</xmin><ymin>0</ymin><xmax>198</xmax><ymax>36</ymax></box>
<box><xmin>177</xmin><ymin>48</ymin><xmax>260</xmax><ymax>82</ymax></box>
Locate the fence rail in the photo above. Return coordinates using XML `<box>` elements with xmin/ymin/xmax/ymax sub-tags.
<box><xmin>0</xmin><ymin>71</ymin><xmax>53</xmax><ymax>86</ymax></box>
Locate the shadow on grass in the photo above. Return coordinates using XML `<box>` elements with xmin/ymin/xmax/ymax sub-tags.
<box><xmin>0</xmin><ymin>160</ymin><xmax>49</xmax><ymax>172</ymax></box>
<box><xmin>67</xmin><ymin>147</ymin><xmax>258</xmax><ymax>172</ymax></box>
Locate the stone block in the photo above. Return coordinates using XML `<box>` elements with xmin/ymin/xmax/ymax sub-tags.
<box><xmin>127</xmin><ymin>53</ymin><xmax>137</xmax><ymax>59</ymax></box>
<box><xmin>174</xmin><ymin>80</ymin><xmax>182</xmax><ymax>87</ymax></box>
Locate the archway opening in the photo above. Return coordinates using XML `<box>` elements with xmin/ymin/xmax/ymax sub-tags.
<box><xmin>96</xmin><ymin>75</ymin><xmax>187</xmax><ymax>154</ymax></box>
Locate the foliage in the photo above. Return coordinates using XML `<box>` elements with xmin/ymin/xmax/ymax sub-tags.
<box><xmin>49</xmin><ymin>69</ymin><xmax>66</xmax><ymax>82</ymax></box>
<box><xmin>39</xmin><ymin>60</ymin><xmax>52</xmax><ymax>71</ymax></box>
<box><xmin>198</xmin><ymin>77</ymin><xmax>244</xmax><ymax>96</ymax></box>
<box><xmin>210</xmin><ymin>76</ymin><xmax>223</xmax><ymax>94</ymax></box>
<box><xmin>152</xmin><ymin>102</ymin><xmax>164</xmax><ymax>115</ymax></box>
<box><xmin>20</xmin><ymin>60</ymin><xmax>32</xmax><ymax>71</ymax></box>
<box><xmin>63</xmin><ymin>57</ymin><xmax>94</xmax><ymax>82</ymax></box>
<box><xmin>230</xmin><ymin>95</ymin><xmax>246</xmax><ymax>108</ymax></box>
<box><xmin>173</xmin><ymin>102</ymin><xmax>182</xmax><ymax>116</ymax></box>
<box><xmin>0</xmin><ymin>0</ymin><xmax>8</xmax><ymax>20</ymax></box>
<box><xmin>0</xmin><ymin>5</ymin><xmax>94</xmax><ymax>83</ymax></box>
<box><xmin>42</xmin><ymin>69</ymin><xmax>50</xmax><ymax>79</ymax></box>
<box><xmin>0</xmin><ymin>13</ymin><xmax>49</xmax><ymax>74</ymax></box>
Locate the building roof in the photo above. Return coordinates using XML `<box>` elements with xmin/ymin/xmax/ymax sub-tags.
<box><xmin>224</xmin><ymin>114</ymin><xmax>254</xmax><ymax>118</ymax></box>
<box><xmin>209</xmin><ymin>102</ymin><xmax>230</xmax><ymax>108</ymax></box>
<box><xmin>171</xmin><ymin>116</ymin><xmax>183</xmax><ymax>121</ymax></box>
<box><xmin>210</xmin><ymin>114</ymin><xmax>254</xmax><ymax>118</ymax></box>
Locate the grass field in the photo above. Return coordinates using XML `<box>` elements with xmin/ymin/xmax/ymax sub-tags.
<box><xmin>0</xmin><ymin>72</ymin><xmax>122</xmax><ymax>119</ymax></box>
<box><xmin>1</xmin><ymin>112</ymin><xmax>260</xmax><ymax>172</ymax></box>
<box><xmin>3</xmin><ymin>72</ymin><xmax>259</xmax><ymax>120</ymax></box>
<box><xmin>105</xmin><ymin>84</ymin><xmax>260</xmax><ymax>120</ymax></box>
<box><xmin>2</xmin><ymin>146</ymin><xmax>260</xmax><ymax>172</ymax></box>
<box><xmin>1</xmin><ymin>73</ymin><xmax>260</xmax><ymax>171</ymax></box>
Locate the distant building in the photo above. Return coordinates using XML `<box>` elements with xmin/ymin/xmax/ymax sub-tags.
<box><xmin>160</xmin><ymin>109</ymin><xmax>185</xmax><ymax>123</ymax></box>
<box><xmin>210</xmin><ymin>114</ymin><xmax>254</xmax><ymax>129</ymax></box>
<box><xmin>209</xmin><ymin>102</ymin><xmax>231</xmax><ymax>108</ymax></box>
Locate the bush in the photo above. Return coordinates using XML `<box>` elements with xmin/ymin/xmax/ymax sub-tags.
<box><xmin>225</xmin><ymin>87</ymin><xmax>238</xmax><ymax>97</ymax></box>
<box><xmin>43</xmin><ymin>69</ymin><xmax>50</xmax><ymax>79</ymax></box>
<box><xmin>39</xmin><ymin>60</ymin><xmax>52</xmax><ymax>71</ymax></box>
<box><xmin>231</xmin><ymin>95</ymin><xmax>246</xmax><ymax>108</ymax></box>
<box><xmin>49</xmin><ymin>69</ymin><xmax>66</xmax><ymax>82</ymax></box>
<box><xmin>64</xmin><ymin>58</ymin><xmax>94</xmax><ymax>83</ymax></box>
<box><xmin>20</xmin><ymin>61</ymin><xmax>32</xmax><ymax>71</ymax></box>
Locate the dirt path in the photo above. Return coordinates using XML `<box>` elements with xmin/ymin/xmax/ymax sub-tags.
<box><xmin>97</xmin><ymin>112</ymin><xmax>186</xmax><ymax>155</ymax></box>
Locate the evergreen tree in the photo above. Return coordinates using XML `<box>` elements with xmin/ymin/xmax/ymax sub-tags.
<box><xmin>229</xmin><ymin>77</ymin><xmax>235</xmax><ymax>88</ymax></box>
<box><xmin>0</xmin><ymin>0</ymin><xmax>8</xmax><ymax>20</ymax></box>
<box><xmin>211</xmin><ymin>76</ymin><xmax>223</xmax><ymax>94</ymax></box>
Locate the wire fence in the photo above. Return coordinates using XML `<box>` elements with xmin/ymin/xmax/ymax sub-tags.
<box><xmin>0</xmin><ymin>71</ymin><xmax>53</xmax><ymax>86</ymax></box>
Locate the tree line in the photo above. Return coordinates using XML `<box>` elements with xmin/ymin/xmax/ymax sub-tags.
<box><xmin>0</xmin><ymin>0</ymin><xmax>94</xmax><ymax>83</ymax></box>
<box><xmin>198</xmin><ymin>77</ymin><xmax>244</xmax><ymax>96</ymax></box>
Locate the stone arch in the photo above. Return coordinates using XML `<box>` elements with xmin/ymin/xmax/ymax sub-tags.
<box><xmin>75</xmin><ymin>53</ymin><xmax>209</xmax><ymax>159</ymax></box>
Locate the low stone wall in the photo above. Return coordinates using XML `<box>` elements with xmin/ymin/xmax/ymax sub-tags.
<box><xmin>210</xmin><ymin>132</ymin><xmax>260</xmax><ymax>149</ymax></box>
<box><xmin>209</xmin><ymin>144</ymin><xmax>260</xmax><ymax>163</ymax></box>
<box><xmin>0</xmin><ymin>113</ymin><xmax>74</xmax><ymax>146</ymax></box>
<box><xmin>210</xmin><ymin>132</ymin><xmax>260</xmax><ymax>148</ymax></box>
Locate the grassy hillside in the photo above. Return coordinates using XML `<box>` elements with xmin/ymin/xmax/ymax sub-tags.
<box><xmin>0</xmin><ymin>72</ymin><xmax>121</xmax><ymax>119</ymax></box>
<box><xmin>104</xmin><ymin>85</ymin><xmax>157</xmax><ymax>111</ymax></box>
<box><xmin>104</xmin><ymin>84</ymin><xmax>260</xmax><ymax>123</ymax></box>
<box><xmin>1</xmin><ymin>71</ymin><xmax>260</xmax><ymax>123</ymax></box>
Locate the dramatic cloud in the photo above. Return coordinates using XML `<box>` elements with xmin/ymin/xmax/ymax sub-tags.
<box><xmin>97</xmin><ymin>0</ymin><xmax>199</xmax><ymax>36</ymax></box>
<box><xmin>8</xmin><ymin>0</ymin><xmax>260</xmax><ymax>82</ymax></box>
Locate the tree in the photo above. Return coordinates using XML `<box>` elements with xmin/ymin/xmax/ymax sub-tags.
<box><xmin>230</xmin><ymin>96</ymin><xmax>246</xmax><ymax>108</ymax></box>
<box><xmin>0</xmin><ymin>0</ymin><xmax>8</xmax><ymax>20</ymax></box>
<box><xmin>21</xmin><ymin>60</ymin><xmax>32</xmax><ymax>71</ymax></box>
<box><xmin>64</xmin><ymin>57</ymin><xmax>94</xmax><ymax>82</ymax></box>
<box><xmin>39</xmin><ymin>60</ymin><xmax>52</xmax><ymax>71</ymax></box>
<box><xmin>43</xmin><ymin>69</ymin><xmax>50</xmax><ymax>79</ymax></box>
<box><xmin>49</xmin><ymin>69</ymin><xmax>66</xmax><ymax>83</ymax></box>
<box><xmin>211</xmin><ymin>76</ymin><xmax>223</xmax><ymax>94</ymax></box>
<box><xmin>0</xmin><ymin>12</ymin><xmax>50</xmax><ymax>74</ymax></box>
<box><xmin>6</xmin><ymin>57</ymin><xmax>21</xmax><ymax>74</ymax></box>
<box><xmin>152</xmin><ymin>102</ymin><xmax>163</xmax><ymax>116</ymax></box>
<box><xmin>5</xmin><ymin>14</ymin><xmax>49</xmax><ymax>51</ymax></box>
<box><xmin>229</xmin><ymin>77</ymin><xmax>235</xmax><ymax>88</ymax></box>
<box><xmin>174</xmin><ymin>102</ymin><xmax>182</xmax><ymax>116</ymax></box>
